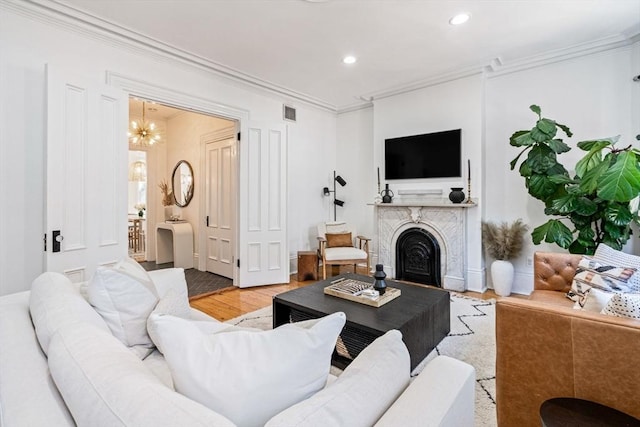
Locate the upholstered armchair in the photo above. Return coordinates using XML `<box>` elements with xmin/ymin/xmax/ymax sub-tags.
<box><xmin>317</xmin><ymin>222</ymin><xmax>370</xmax><ymax>280</ymax></box>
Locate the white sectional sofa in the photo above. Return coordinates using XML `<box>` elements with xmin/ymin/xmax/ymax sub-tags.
<box><xmin>0</xmin><ymin>266</ymin><xmax>475</xmax><ymax>427</ymax></box>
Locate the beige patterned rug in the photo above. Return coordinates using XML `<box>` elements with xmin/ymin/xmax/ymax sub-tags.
<box><xmin>227</xmin><ymin>293</ymin><xmax>497</xmax><ymax>426</ymax></box>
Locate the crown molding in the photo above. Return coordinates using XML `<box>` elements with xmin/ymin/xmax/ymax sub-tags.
<box><xmin>357</xmin><ymin>65</ymin><xmax>486</xmax><ymax>103</ymax></box>
<box><xmin>5</xmin><ymin>0</ymin><xmax>338</xmax><ymax>112</ymax></box>
<box><xmin>337</xmin><ymin>101</ymin><xmax>373</xmax><ymax>115</ymax></box>
<box><xmin>487</xmin><ymin>33</ymin><xmax>637</xmax><ymax>78</ymax></box>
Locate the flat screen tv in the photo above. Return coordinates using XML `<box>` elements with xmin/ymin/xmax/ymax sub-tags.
<box><xmin>385</xmin><ymin>129</ymin><xmax>461</xmax><ymax>179</ymax></box>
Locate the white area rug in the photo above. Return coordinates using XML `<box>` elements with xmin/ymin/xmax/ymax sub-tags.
<box><xmin>227</xmin><ymin>293</ymin><xmax>497</xmax><ymax>426</ymax></box>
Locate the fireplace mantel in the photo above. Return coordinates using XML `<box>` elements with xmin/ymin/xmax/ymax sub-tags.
<box><xmin>368</xmin><ymin>200</ymin><xmax>477</xmax><ymax>208</ymax></box>
<box><xmin>372</xmin><ymin>201</ymin><xmax>477</xmax><ymax>291</ymax></box>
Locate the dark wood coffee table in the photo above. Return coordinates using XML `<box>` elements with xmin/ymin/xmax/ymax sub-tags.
<box><xmin>273</xmin><ymin>273</ymin><xmax>450</xmax><ymax>370</ymax></box>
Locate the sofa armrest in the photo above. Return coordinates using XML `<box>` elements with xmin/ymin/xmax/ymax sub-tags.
<box><xmin>496</xmin><ymin>297</ymin><xmax>640</xmax><ymax>427</ymax></box>
<box><xmin>533</xmin><ymin>252</ymin><xmax>581</xmax><ymax>292</ymax></box>
<box><xmin>0</xmin><ymin>292</ymin><xmax>76</xmax><ymax>426</ymax></box>
<box><xmin>375</xmin><ymin>356</ymin><xmax>475</xmax><ymax>427</ymax></box>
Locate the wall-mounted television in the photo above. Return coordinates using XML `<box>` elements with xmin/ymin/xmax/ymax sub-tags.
<box><xmin>385</xmin><ymin>129</ymin><xmax>461</xmax><ymax>179</ymax></box>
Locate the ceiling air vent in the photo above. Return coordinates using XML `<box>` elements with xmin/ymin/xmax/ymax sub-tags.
<box><xmin>283</xmin><ymin>105</ymin><xmax>297</xmax><ymax>122</ymax></box>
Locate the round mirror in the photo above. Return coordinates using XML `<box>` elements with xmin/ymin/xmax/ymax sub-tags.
<box><xmin>172</xmin><ymin>160</ymin><xmax>194</xmax><ymax>207</ymax></box>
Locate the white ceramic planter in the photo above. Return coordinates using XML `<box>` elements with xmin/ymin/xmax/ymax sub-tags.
<box><xmin>491</xmin><ymin>260</ymin><xmax>515</xmax><ymax>296</ymax></box>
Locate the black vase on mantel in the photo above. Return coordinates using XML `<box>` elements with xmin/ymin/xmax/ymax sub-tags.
<box><xmin>381</xmin><ymin>184</ymin><xmax>394</xmax><ymax>204</ymax></box>
<box><xmin>373</xmin><ymin>264</ymin><xmax>387</xmax><ymax>295</ymax></box>
<box><xmin>449</xmin><ymin>187</ymin><xmax>465</xmax><ymax>204</ymax></box>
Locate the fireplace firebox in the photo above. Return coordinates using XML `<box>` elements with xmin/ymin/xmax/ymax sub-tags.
<box><xmin>395</xmin><ymin>228</ymin><xmax>441</xmax><ymax>287</ymax></box>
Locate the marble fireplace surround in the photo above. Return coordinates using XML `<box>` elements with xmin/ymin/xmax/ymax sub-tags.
<box><xmin>374</xmin><ymin>201</ymin><xmax>476</xmax><ymax>292</ymax></box>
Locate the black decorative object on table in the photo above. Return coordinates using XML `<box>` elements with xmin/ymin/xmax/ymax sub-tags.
<box><xmin>449</xmin><ymin>187</ymin><xmax>465</xmax><ymax>204</ymax></box>
<box><xmin>381</xmin><ymin>184</ymin><xmax>394</xmax><ymax>203</ymax></box>
<box><xmin>373</xmin><ymin>264</ymin><xmax>387</xmax><ymax>295</ymax></box>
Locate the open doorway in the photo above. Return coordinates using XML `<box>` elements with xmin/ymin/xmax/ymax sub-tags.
<box><xmin>128</xmin><ymin>97</ymin><xmax>237</xmax><ymax>280</ymax></box>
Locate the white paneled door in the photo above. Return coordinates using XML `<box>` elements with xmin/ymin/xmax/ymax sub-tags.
<box><xmin>237</xmin><ymin>123</ymin><xmax>288</xmax><ymax>287</ymax></box>
<box><xmin>204</xmin><ymin>135</ymin><xmax>236</xmax><ymax>279</ymax></box>
<box><xmin>45</xmin><ymin>65</ymin><xmax>128</xmax><ymax>282</ymax></box>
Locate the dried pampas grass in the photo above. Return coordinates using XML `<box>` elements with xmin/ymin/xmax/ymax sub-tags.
<box><xmin>481</xmin><ymin>219</ymin><xmax>528</xmax><ymax>260</ymax></box>
<box><xmin>158</xmin><ymin>180</ymin><xmax>174</xmax><ymax>207</ymax></box>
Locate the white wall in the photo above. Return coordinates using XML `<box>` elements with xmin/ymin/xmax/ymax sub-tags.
<box><xmin>336</xmin><ymin>107</ymin><xmax>374</xmax><ymax>246</ymax></box>
<box><xmin>287</xmin><ymin>106</ymin><xmax>337</xmax><ymax>261</ymax></box>
<box><xmin>0</xmin><ymin>5</ymin><xmax>337</xmax><ymax>295</ymax></box>
<box><xmin>485</xmin><ymin>45</ymin><xmax>637</xmax><ymax>294</ymax></box>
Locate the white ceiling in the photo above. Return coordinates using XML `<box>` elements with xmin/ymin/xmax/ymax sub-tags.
<box><xmin>61</xmin><ymin>0</ymin><xmax>640</xmax><ymax>111</ymax></box>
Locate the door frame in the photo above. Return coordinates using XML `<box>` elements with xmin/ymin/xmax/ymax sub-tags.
<box><xmin>198</xmin><ymin>125</ymin><xmax>238</xmax><ymax>279</ymax></box>
<box><xmin>107</xmin><ymin>72</ymin><xmax>249</xmax><ymax>285</ymax></box>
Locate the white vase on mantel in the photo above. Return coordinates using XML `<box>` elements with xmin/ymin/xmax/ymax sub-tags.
<box><xmin>491</xmin><ymin>259</ymin><xmax>515</xmax><ymax>296</ymax></box>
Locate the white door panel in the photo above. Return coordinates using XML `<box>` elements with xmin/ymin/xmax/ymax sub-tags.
<box><xmin>238</xmin><ymin>123</ymin><xmax>288</xmax><ymax>287</ymax></box>
<box><xmin>205</xmin><ymin>136</ymin><xmax>235</xmax><ymax>279</ymax></box>
<box><xmin>46</xmin><ymin>65</ymin><xmax>127</xmax><ymax>281</ymax></box>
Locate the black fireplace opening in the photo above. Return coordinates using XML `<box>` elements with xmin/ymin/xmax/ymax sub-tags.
<box><xmin>395</xmin><ymin>228</ymin><xmax>441</xmax><ymax>287</ymax></box>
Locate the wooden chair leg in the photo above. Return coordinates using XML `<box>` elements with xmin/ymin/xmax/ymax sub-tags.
<box><xmin>323</xmin><ymin>260</ymin><xmax>327</xmax><ymax>280</ymax></box>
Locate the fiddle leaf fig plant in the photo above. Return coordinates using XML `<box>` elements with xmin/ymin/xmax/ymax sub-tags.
<box><xmin>509</xmin><ymin>105</ymin><xmax>640</xmax><ymax>254</ymax></box>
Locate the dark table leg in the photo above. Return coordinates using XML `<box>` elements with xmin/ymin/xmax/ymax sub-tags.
<box><xmin>272</xmin><ymin>301</ymin><xmax>291</xmax><ymax>328</ymax></box>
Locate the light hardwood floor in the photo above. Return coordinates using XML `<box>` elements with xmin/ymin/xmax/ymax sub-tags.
<box><xmin>190</xmin><ymin>266</ymin><xmax>507</xmax><ymax>321</ymax></box>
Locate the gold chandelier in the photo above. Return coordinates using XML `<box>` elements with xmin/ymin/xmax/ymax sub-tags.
<box><xmin>128</xmin><ymin>101</ymin><xmax>161</xmax><ymax>146</ymax></box>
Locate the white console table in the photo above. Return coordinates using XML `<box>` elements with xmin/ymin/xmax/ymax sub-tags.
<box><xmin>155</xmin><ymin>222</ymin><xmax>194</xmax><ymax>269</ymax></box>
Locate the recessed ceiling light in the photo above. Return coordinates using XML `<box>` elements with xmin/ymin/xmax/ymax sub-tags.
<box><xmin>449</xmin><ymin>13</ymin><xmax>470</xmax><ymax>25</ymax></box>
<box><xmin>343</xmin><ymin>55</ymin><xmax>357</xmax><ymax>64</ymax></box>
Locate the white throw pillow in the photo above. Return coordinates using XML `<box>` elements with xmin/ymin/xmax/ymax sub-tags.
<box><xmin>601</xmin><ymin>293</ymin><xmax>640</xmax><ymax>319</ymax></box>
<box><xmin>567</xmin><ymin>255</ymin><xmax>636</xmax><ymax>307</ymax></box>
<box><xmin>153</xmin><ymin>288</ymin><xmax>192</xmax><ymax>320</ymax></box>
<box><xmin>87</xmin><ymin>258</ymin><xmax>159</xmax><ymax>349</ymax></box>
<box><xmin>146</xmin><ymin>290</ymin><xmax>261</xmax><ymax>353</ymax></box>
<box><xmin>594</xmin><ymin>244</ymin><xmax>640</xmax><ymax>292</ymax></box>
<box><xmin>148</xmin><ymin>312</ymin><xmax>346</xmax><ymax>427</ymax></box>
<box><xmin>29</xmin><ymin>272</ymin><xmax>110</xmax><ymax>355</ymax></box>
<box><xmin>574</xmin><ymin>257</ymin><xmax>635</xmax><ymax>291</ymax></box>
<box><xmin>582</xmin><ymin>288</ymin><xmax>615</xmax><ymax>313</ymax></box>
<box><xmin>147</xmin><ymin>267</ymin><xmax>189</xmax><ymax>307</ymax></box>
<box><xmin>265</xmin><ymin>329</ymin><xmax>410</xmax><ymax>427</ymax></box>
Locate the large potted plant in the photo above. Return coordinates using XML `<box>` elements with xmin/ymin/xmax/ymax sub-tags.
<box><xmin>482</xmin><ymin>219</ymin><xmax>528</xmax><ymax>296</ymax></box>
<box><xmin>510</xmin><ymin>105</ymin><xmax>640</xmax><ymax>254</ymax></box>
